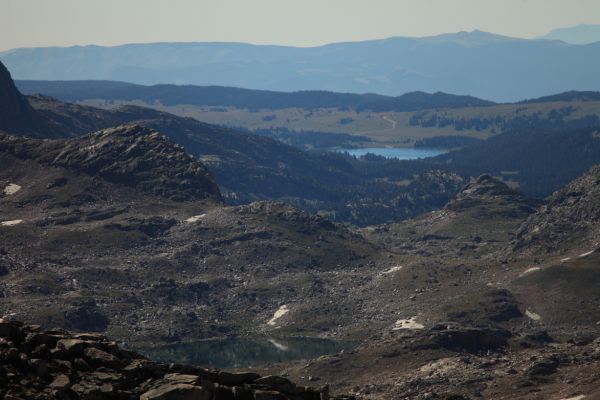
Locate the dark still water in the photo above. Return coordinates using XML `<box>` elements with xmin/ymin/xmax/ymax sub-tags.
<box><xmin>337</xmin><ymin>147</ymin><xmax>446</xmax><ymax>160</ymax></box>
<box><xmin>135</xmin><ymin>337</ymin><xmax>355</xmax><ymax>369</ymax></box>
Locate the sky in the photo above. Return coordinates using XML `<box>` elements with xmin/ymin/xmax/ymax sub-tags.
<box><xmin>2</xmin><ymin>0</ymin><xmax>600</xmax><ymax>51</ymax></box>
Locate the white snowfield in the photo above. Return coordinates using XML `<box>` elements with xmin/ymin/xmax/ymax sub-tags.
<box><xmin>519</xmin><ymin>267</ymin><xmax>540</xmax><ymax>277</ymax></box>
<box><xmin>381</xmin><ymin>265</ymin><xmax>403</xmax><ymax>275</ymax></box>
<box><xmin>578</xmin><ymin>250</ymin><xmax>595</xmax><ymax>258</ymax></box>
<box><xmin>185</xmin><ymin>214</ymin><xmax>207</xmax><ymax>223</ymax></box>
<box><xmin>3</xmin><ymin>183</ymin><xmax>21</xmax><ymax>195</ymax></box>
<box><xmin>393</xmin><ymin>317</ymin><xmax>425</xmax><ymax>330</ymax></box>
<box><xmin>525</xmin><ymin>310</ymin><xmax>542</xmax><ymax>321</ymax></box>
<box><xmin>1</xmin><ymin>220</ymin><xmax>23</xmax><ymax>226</ymax></box>
<box><xmin>267</xmin><ymin>304</ymin><xmax>290</xmax><ymax>326</ymax></box>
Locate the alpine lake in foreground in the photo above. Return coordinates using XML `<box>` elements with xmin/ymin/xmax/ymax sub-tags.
<box><xmin>135</xmin><ymin>337</ymin><xmax>356</xmax><ymax>369</ymax></box>
<box><xmin>336</xmin><ymin>147</ymin><xmax>447</xmax><ymax>160</ymax></box>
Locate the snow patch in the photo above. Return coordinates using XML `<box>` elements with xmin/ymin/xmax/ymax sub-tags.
<box><xmin>1</xmin><ymin>220</ymin><xmax>23</xmax><ymax>227</ymax></box>
<box><xmin>3</xmin><ymin>183</ymin><xmax>21</xmax><ymax>195</ymax></box>
<box><xmin>267</xmin><ymin>305</ymin><xmax>290</xmax><ymax>326</ymax></box>
<box><xmin>578</xmin><ymin>250</ymin><xmax>595</xmax><ymax>258</ymax></box>
<box><xmin>520</xmin><ymin>267</ymin><xmax>540</xmax><ymax>277</ymax></box>
<box><xmin>561</xmin><ymin>257</ymin><xmax>571</xmax><ymax>263</ymax></box>
<box><xmin>186</xmin><ymin>214</ymin><xmax>207</xmax><ymax>223</ymax></box>
<box><xmin>560</xmin><ymin>396</ymin><xmax>586</xmax><ymax>400</ymax></box>
<box><xmin>393</xmin><ymin>317</ymin><xmax>425</xmax><ymax>330</ymax></box>
<box><xmin>526</xmin><ymin>310</ymin><xmax>541</xmax><ymax>321</ymax></box>
<box><xmin>381</xmin><ymin>265</ymin><xmax>403</xmax><ymax>275</ymax></box>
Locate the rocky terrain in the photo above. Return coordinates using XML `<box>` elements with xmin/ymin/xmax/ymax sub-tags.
<box><xmin>0</xmin><ymin>125</ymin><xmax>390</xmax><ymax>344</ymax></box>
<box><xmin>20</xmin><ymin>87</ymin><xmax>467</xmax><ymax>227</ymax></box>
<box><xmin>365</xmin><ymin>174</ymin><xmax>541</xmax><ymax>257</ymax></box>
<box><xmin>268</xmin><ymin>173</ymin><xmax>600</xmax><ymax>399</ymax></box>
<box><xmin>514</xmin><ymin>164</ymin><xmax>600</xmax><ymax>255</ymax></box>
<box><xmin>0</xmin><ymin>125</ymin><xmax>222</xmax><ymax>202</ymax></box>
<box><xmin>0</xmin><ymin>318</ymin><xmax>345</xmax><ymax>400</ymax></box>
<box><xmin>1</xmin><ymin>59</ymin><xmax>600</xmax><ymax>399</ymax></box>
<box><xmin>267</xmin><ymin>324</ymin><xmax>600</xmax><ymax>399</ymax></box>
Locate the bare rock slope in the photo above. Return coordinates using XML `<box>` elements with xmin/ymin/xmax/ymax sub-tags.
<box><xmin>515</xmin><ymin>164</ymin><xmax>600</xmax><ymax>254</ymax></box>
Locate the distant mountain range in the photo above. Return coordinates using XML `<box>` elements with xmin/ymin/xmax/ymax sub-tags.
<box><xmin>14</xmin><ymin>80</ymin><xmax>495</xmax><ymax>111</ymax></box>
<box><xmin>542</xmin><ymin>24</ymin><xmax>600</xmax><ymax>45</ymax></box>
<box><xmin>15</xmin><ymin>80</ymin><xmax>600</xmax><ymax>112</ymax></box>
<box><xmin>2</xmin><ymin>30</ymin><xmax>600</xmax><ymax>102</ymax></box>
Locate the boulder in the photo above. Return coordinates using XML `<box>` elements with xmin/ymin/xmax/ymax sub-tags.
<box><xmin>49</xmin><ymin>374</ymin><xmax>71</xmax><ymax>390</ymax></box>
<box><xmin>71</xmin><ymin>380</ymin><xmax>104</xmax><ymax>399</ymax></box>
<box><xmin>56</xmin><ymin>338</ymin><xmax>94</xmax><ymax>354</ymax></box>
<box><xmin>73</xmin><ymin>333</ymin><xmax>108</xmax><ymax>341</ymax></box>
<box><xmin>73</xmin><ymin>357</ymin><xmax>92</xmax><ymax>371</ymax></box>
<box><xmin>254</xmin><ymin>375</ymin><xmax>296</xmax><ymax>394</ymax></box>
<box><xmin>253</xmin><ymin>390</ymin><xmax>288</xmax><ymax>400</ymax></box>
<box><xmin>525</xmin><ymin>356</ymin><xmax>560</xmax><ymax>378</ymax></box>
<box><xmin>231</xmin><ymin>386</ymin><xmax>252</xmax><ymax>400</ymax></box>
<box><xmin>140</xmin><ymin>383</ymin><xmax>211</xmax><ymax>400</ymax></box>
<box><xmin>0</xmin><ymin>318</ymin><xmax>23</xmax><ymax>342</ymax></box>
<box><xmin>162</xmin><ymin>373</ymin><xmax>200</xmax><ymax>385</ymax></box>
<box><xmin>123</xmin><ymin>359</ymin><xmax>168</xmax><ymax>381</ymax></box>
<box><xmin>218</xmin><ymin>371</ymin><xmax>260</xmax><ymax>386</ymax></box>
<box><xmin>27</xmin><ymin>358</ymin><xmax>48</xmax><ymax>378</ymax></box>
<box><xmin>214</xmin><ymin>384</ymin><xmax>236</xmax><ymax>400</ymax></box>
<box><xmin>83</xmin><ymin>347</ymin><xmax>122</xmax><ymax>370</ymax></box>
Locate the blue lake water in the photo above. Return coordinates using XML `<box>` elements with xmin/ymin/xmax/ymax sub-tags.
<box><xmin>337</xmin><ymin>147</ymin><xmax>446</xmax><ymax>160</ymax></box>
<box><xmin>135</xmin><ymin>337</ymin><xmax>356</xmax><ymax>369</ymax></box>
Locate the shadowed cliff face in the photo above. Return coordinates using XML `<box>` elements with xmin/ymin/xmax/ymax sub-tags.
<box><xmin>0</xmin><ymin>61</ymin><xmax>49</xmax><ymax>136</ymax></box>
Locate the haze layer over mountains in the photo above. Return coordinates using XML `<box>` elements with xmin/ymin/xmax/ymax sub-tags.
<box><xmin>3</xmin><ymin>28</ymin><xmax>600</xmax><ymax>102</ymax></box>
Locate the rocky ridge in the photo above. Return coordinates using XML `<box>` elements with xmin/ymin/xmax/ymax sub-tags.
<box><xmin>444</xmin><ymin>174</ymin><xmax>539</xmax><ymax>217</ymax></box>
<box><xmin>0</xmin><ymin>124</ymin><xmax>223</xmax><ymax>202</ymax></box>
<box><xmin>366</xmin><ymin>174</ymin><xmax>540</xmax><ymax>257</ymax></box>
<box><xmin>0</xmin><ymin>62</ymin><xmax>49</xmax><ymax>136</ymax></box>
<box><xmin>515</xmin><ymin>164</ymin><xmax>600</xmax><ymax>254</ymax></box>
<box><xmin>0</xmin><ymin>317</ymin><xmax>345</xmax><ymax>400</ymax></box>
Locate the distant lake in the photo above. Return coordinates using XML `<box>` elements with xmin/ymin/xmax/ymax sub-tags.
<box><xmin>134</xmin><ymin>336</ymin><xmax>355</xmax><ymax>369</ymax></box>
<box><xmin>337</xmin><ymin>147</ymin><xmax>446</xmax><ymax>160</ymax></box>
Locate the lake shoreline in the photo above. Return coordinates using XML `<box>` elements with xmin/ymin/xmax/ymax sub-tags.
<box><xmin>333</xmin><ymin>147</ymin><xmax>447</xmax><ymax>160</ymax></box>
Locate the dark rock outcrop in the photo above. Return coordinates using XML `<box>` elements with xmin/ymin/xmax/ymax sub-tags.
<box><xmin>515</xmin><ymin>164</ymin><xmax>600</xmax><ymax>253</ymax></box>
<box><xmin>414</xmin><ymin>324</ymin><xmax>512</xmax><ymax>353</ymax></box>
<box><xmin>0</xmin><ymin>61</ymin><xmax>49</xmax><ymax>136</ymax></box>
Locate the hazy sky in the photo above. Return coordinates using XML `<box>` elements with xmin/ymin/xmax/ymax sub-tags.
<box><xmin>2</xmin><ymin>0</ymin><xmax>600</xmax><ymax>51</ymax></box>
